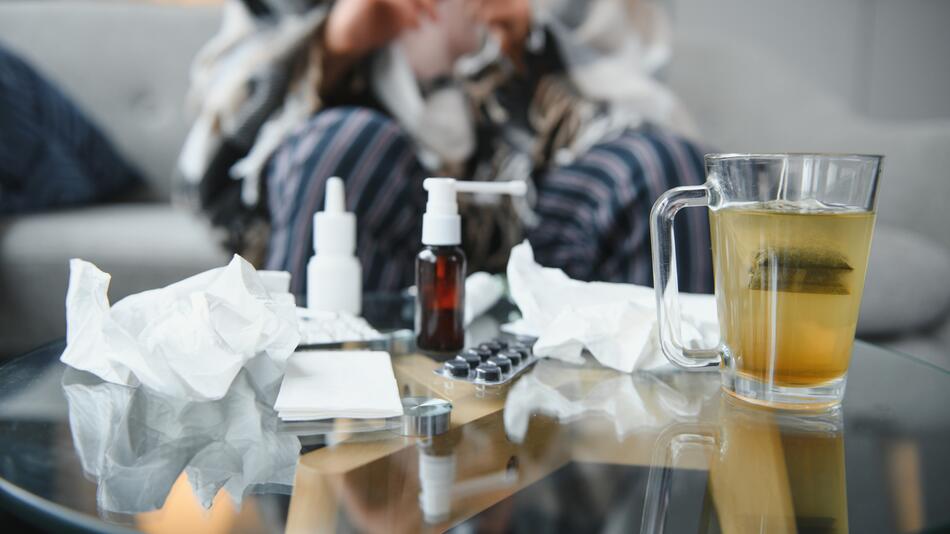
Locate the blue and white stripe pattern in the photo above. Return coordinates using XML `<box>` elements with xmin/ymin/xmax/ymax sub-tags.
<box><xmin>0</xmin><ymin>45</ymin><xmax>141</xmax><ymax>213</ymax></box>
<box><xmin>265</xmin><ymin>107</ymin><xmax>712</xmax><ymax>296</ymax></box>
<box><xmin>529</xmin><ymin>124</ymin><xmax>712</xmax><ymax>293</ymax></box>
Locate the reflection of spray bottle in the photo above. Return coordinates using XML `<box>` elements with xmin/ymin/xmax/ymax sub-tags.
<box><xmin>418</xmin><ymin>447</ymin><xmax>457</xmax><ymax>524</ymax></box>
<box><xmin>415</xmin><ymin>178</ymin><xmax>526</xmax><ymax>353</ymax></box>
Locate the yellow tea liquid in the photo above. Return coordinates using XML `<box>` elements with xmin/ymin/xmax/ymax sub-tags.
<box><xmin>710</xmin><ymin>201</ymin><xmax>875</xmax><ymax>386</ymax></box>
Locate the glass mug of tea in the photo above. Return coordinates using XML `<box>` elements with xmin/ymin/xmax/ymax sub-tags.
<box><xmin>650</xmin><ymin>153</ymin><xmax>882</xmax><ymax>408</ymax></box>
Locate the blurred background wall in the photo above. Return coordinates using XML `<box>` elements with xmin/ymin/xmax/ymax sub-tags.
<box><xmin>666</xmin><ymin>0</ymin><xmax>950</xmax><ymax>250</ymax></box>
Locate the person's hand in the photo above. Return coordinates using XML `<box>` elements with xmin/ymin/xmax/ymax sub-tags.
<box><xmin>324</xmin><ymin>0</ymin><xmax>437</xmax><ymax>58</ymax></box>
<box><xmin>466</xmin><ymin>0</ymin><xmax>532</xmax><ymax>64</ymax></box>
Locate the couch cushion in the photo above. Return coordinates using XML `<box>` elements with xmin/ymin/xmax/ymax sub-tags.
<box><xmin>668</xmin><ymin>30</ymin><xmax>950</xmax><ymax>252</ymax></box>
<box><xmin>0</xmin><ymin>1</ymin><xmax>221</xmax><ymax>200</ymax></box>
<box><xmin>858</xmin><ymin>224</ymin><xmax>950</xmax><ymax>337</ymax></box>
<box><xmin>0</xmin><ymin>204</ymin><xmax>231</xmax><ymax>356</ymax></box>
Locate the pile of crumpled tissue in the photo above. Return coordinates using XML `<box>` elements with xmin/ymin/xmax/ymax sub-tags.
<box><xmin>61</xmin><ymin>255</ymin><xmax>300</xmax><ymax>401</ymax></box>
<box><xmin>505</xmin><ymin>241</ymin><xmax>719</xmax><ymax>373</ymax></box>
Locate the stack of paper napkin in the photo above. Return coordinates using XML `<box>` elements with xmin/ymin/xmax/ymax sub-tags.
<box><xmin>275</xmin><ymin>351</ymin><xmax>403</xmax><ymax>421</ymax></box>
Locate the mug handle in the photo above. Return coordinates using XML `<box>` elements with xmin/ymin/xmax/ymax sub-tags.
<box><xmin>641</xmin><ymin>423</ymin><xmax>719</xmax><ymax>533</ymax></box>
<box><xmin>649</xmin><ymin>183</ymin><xmax>722</xmax><ymax>369</ymax></box>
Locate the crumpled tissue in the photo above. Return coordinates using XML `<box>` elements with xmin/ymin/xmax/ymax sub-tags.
<box><xmin>64</xmin><ymin>367</ymin><xmax>300</xmax><ymax>513</ymax></box>
<box><xmin>506</xmin><ymin>241</ymin><xmax>719</xmax><ymax>372</ymax></box>
<box><xmin>465</xmin><ymin>272</ymin><xmax>505</xmax><ymax>325</ymax></box>
<box><xmin>408</xmin><ymin>272</ymin><xmax>505</xmax><ymax>326</ymax></box>
<box><xmin>61</xmin><ymin>255</ymin><xmax>300</xmax><ymax>401</ymax></box>
<box><xmin>503</xmin><ymin>359</ymin><xmax>718</xmax><ymax>443</ymax></box>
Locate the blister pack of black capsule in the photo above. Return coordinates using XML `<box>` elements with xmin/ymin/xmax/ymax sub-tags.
<box><xmin>433</xmin><ymin>338</ymin><xmax>538</xmax><ymax>386</ymax></box>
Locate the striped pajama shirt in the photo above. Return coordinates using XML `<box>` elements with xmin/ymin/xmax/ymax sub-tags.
<box><xmin>265</xmin><ymin>107</ymin><xmax>713</xmax><ymax>296</ymax></box>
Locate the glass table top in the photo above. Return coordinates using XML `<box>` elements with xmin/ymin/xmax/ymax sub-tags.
<box><xmin>0</xmin><ymin>312</ymin><xmax>948</xmax><ymax>533</ymax></box>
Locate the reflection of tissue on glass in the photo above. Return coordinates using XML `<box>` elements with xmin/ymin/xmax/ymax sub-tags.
<box><xmin>64</xmin><ymin>368</ymin><xmax>300</xmax><ymax>514</ymax></box>
<box><xmin>61</xmin><ymin>255</ymin><xmax>300</xmax><ymax>400</ymax></box>
<box><xmin>503</xmin><ymin>360</ymin><xmax>718</xmax><ymax>443</ymax></box>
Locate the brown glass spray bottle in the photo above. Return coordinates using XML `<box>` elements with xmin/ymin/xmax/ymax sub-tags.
<box><xmin>415</xmin><ymin>244</ymin><xmax>466</xmax><ymax>353</ymax></box>
<box><xmin>415</xmin><ymin>178</ymin><xmax>526</xmax><ymax>354</ymax></box>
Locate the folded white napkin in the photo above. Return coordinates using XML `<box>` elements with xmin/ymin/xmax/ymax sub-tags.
<box><xmin>505</xmin><ymin>241</ymin><xmax>719</xmax><ymax>372</ymax></box>
<box><xmin>61</xmin><ymin>255</ymin><xmax>300</xmax><ymax>400</ymax></box>
<box><xmin>274</xmin><ymin>351</ymin><xmax>403</xmax><ymax>421</ymax></box>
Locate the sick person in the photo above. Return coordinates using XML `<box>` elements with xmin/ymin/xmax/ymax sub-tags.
<box><xmin>179</xmin><ymin>0</ymin><xmax>713</xmax><ymax>295</ymax></box>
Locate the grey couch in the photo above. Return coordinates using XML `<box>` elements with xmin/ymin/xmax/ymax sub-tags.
<box><xmin>0</xmin><ymin>2</ymin><xmax>230</xmax><ymax>356</ymax></box>
<box><xmin>1</xmin><ymin>1</ymin><xmax>949</xmax><ymax>366</ymax></box>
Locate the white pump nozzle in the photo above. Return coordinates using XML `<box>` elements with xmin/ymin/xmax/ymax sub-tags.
<box><xmin>421</xmin><ymin>178</ymin><xmax>527</xmax><ymax>246</ymax></box>
<box><xmin>313</xmin><ymin>177</ymin><xmax>356</xmax><ymax>255</ymax></box>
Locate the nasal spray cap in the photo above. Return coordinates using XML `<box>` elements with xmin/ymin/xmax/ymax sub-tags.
<box><xmin>421</xmin><ymin>178</ymin><xmax>527</xmax><ymax>246</ymax></box>
<box><xmin>313</xmin><ymin>177</ymin><xmax>356</xmax><ymax>255</ymax></box>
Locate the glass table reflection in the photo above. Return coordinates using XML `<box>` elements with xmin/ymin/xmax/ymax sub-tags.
<box><xmin>0</xmin><ymin>304</ymin><xmax>948</xmax><ymax>533</ymax></box>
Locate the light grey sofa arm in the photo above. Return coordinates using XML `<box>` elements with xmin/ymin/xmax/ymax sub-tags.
<box><xmin>859</xmin><ymin>224</ymin><xmax>950</xmax><ymax>337</ymax></box>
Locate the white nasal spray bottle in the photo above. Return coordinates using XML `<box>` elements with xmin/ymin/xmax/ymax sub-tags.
<box><xmin>307</xmin><ymin>177</ymin><xmax>361</xmax><ymax>315</ymax></box>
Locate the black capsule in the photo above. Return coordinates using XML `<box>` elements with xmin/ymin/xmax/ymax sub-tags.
<box><xmin>509</xmin><ymin>342</ymin><xmax>532</xmax><ymax>357</ymax></box>
<box><xmin>478</xmin><ymin>341</ymin><xmax>504</xmax><ymax>355</ymax></box>
<box><xmin>456</xmin><ymin>351</ymin><xmax>481</xmax><ymax>370</ymax></box>
<box><xmin>499</xmin><ymin>348</ymin><xmax>522</xmax><ymax>366</ymax></box>
<box><xmin>444</xmin><ymin>359</ymin><xmax>471</xmax><ymax>378</ymax></box>
<box><xmin>471</xmin><ymin>347</ymin><xmax>493</xmax><ymax>361</ymax></box>
<box><xmin>476</xmin><ymin>362</ymin><xmax>502</xmax><ymax>382</ymax></box>
<box><xmin>488</xmin><ymin>355</ymin><xmax>512</xmax><ymax>373</ymax></box>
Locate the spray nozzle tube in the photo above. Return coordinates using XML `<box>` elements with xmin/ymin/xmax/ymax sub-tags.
<box><xmin>421</xmin><ymin>178</ymin><xmax>527</xmax><ymax>246</ymax></box>
<box><xmin>422</xmin><ymin>178</ymin><xmax>526</xmax><ymax>216</ymax></box>
<box><xmin>424</xmin><ymin>178</ymin><xmax>527</xmax><ymax>197</ymax></box>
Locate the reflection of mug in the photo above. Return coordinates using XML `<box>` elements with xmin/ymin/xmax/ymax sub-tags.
<box><xmin>651</xmin><ymin>154</ymin><xmax>882</xmax><ymax>408</ymax></box>
<box><xmin>642</xmin><ymin>396</ymin><xmax>848</xmax><ymax>534</ymax></box>
<box><xmin>712</xmin><ymin>397</ymin><xmax>848</xmax><ymax>534</ymax></box>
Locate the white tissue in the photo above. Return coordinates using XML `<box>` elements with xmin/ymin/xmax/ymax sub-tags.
<box><xmin>409</xmin><ymin>271</ymin><xmax>505</xmax><ymax>326</ymax></box>
<box><xmin>61</xmin><ymin>255</ymin><xmax>300</xmax><ymax>400</ymax></box>
<box><xmin>464</xmin><ymin>272</ymin><xmax>505</xmax><ymax>326</ymax></box>
<box><xmin>506</xmin><ymin>241</ymin><xmax>719</xmax><ymax>372</ymax></box>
